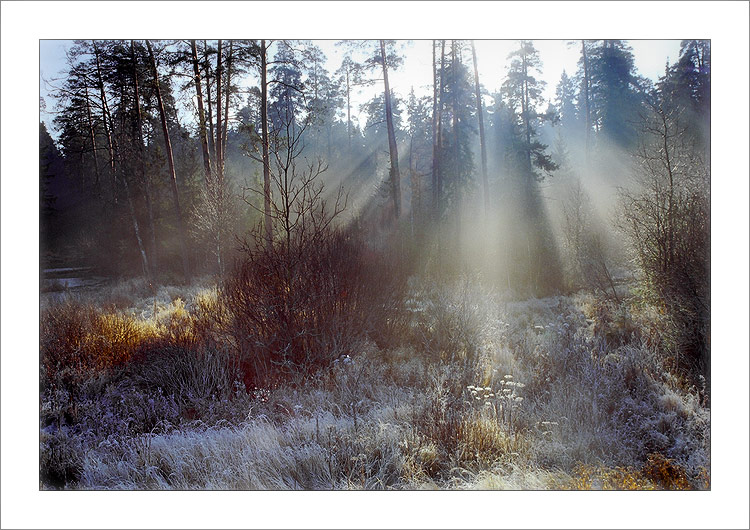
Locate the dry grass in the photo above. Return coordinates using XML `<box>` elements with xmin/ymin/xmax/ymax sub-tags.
<box><xmin>39</xmin><ymin>275</ymin><xmax>710</xmax><ymax>490</ymax></box>
<box><xmin>40</xmin><ymin>301</ymin><xmax>157</xmax><ymax>392</ymax></box>
<box><xmin>563</xmin><ymin>453</ymin><xmax>699</xmax><ymax>490</ymax></box>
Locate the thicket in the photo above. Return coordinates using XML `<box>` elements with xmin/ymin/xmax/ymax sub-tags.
<box><xmin>618</xmin><ymin>99</ymin><xmax>710</xmax><ymax>386</ymax></box>
<box><xmin>221</xmin><ymin>226</ymin><xmax>411</xmax><ymax>387</ymax></box>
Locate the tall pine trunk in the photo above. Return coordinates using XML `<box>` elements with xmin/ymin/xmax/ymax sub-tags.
<box><xmin>214</xmin><ymin>40</ymin><xmax>226</xmax><ymax>273</ymax></box>
<box><xmin>433</xmin><ymin>40</ymin><xmax>447</xmax><ymax>266</ymax></box>
<box><xmin>204</xmin><ymin>40</ymin><xmax>216</xmax><ymax>163</ymax></box>
<box><xmin>451</xmin><ymin>41</ymin><xmax>461</xmax><ymax>242</ymax></box>
<box><xmin>122</xmin><ymin>171</ymin><xmax>152</xmax><ymax>282</ymax></box>
<box><xmin>190</xmin><ymin>40</ymin><xmax>213</xmax><ymax>186</ymax></box>
<box><xmin>380</xmin><ymin>40</ymin><xmax>401</xmax><ymax>220</ymax></box>
<box><xmin>436</xmin><ymin>40</ymin><xmax>446</xmax><ymax>218</ymax></box>
<box><xmin>431</xmin><ymin>40</ymin><xmax>440</xmax><ymax>220</ymax></box>
<box><xmin>215</xmin><ymin>40</ymin><xmax>223</xmax><ymax>182</ymax></box>
<box><xmin>260</xmin><ymin>40</ymin><xmax>273</xmax><ymax>244</ymax></box>
<box><xmin>114</xmin><ymin>64</ymin><xmax>152</xmax><ymax>281</ymax></box>
<box><xmin>471</xmin><ymin>41</ymin><xmax>489</xmax><ymax>219</ymax></box>
<box><xmin>582</xmin><ymin>40</ymin><xmax>591</xmax><ymax>164</ymax></box>
<box><xmin>83</xmin><ymin>83</ymin><xmax>101</xmax><ymax>196</ymax></box>
<box><xmin>146</xmin><ymin>40</ymin><xmax>191</xmax><ymax>281</ymax></box>
<box><xmin>222</xmin><ymin>40</ymin><xmax>233</xmax><ymax>165</ymax></box>
<box><xmin>131</xmin><ymin>40</ymin><xmax>158</xmax><ymax>272</ymax></box>
<box><xmin>521</xmin><ymin>48</ymin><xmax>532</xmax><ymax>175</ymax></box>
<box><xmin>345</xmin><ymin>65</ymin><xmax>352</xmax><ymax>149</ymax></box>
<box><xmin>93</xmin><ymin>41</ymin><xmax>117</xmax><ymax>202</ymax></box>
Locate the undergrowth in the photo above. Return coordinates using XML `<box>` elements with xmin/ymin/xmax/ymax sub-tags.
<box><xmin>40</xmin><ymin>274</ymin><xmax>710</xmax><ymax>490</ymax></box>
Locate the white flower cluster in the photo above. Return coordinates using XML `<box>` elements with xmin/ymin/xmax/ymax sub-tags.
<box><xmin>466</xmin><ymin>374</ymin><xmax>527</xmax><ymax>410</ymax></box>
<box><xmin>498</xmin><ymin>375</ymin><xmax>525</xmax><ymax>404</ymax></box>
<box><xmin>467</xmin><ymin>385</ymin><xmax>494</xmax><ymax>397</ymax></box>
<box><xmin>467</xmin><ymin>385</ymin><xmax>495</xmax><ymax>407</ymax></box>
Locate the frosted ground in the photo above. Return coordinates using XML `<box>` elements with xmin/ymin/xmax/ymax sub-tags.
<box><xmin>40</xmin><ymin>277</ymin><xmax>710</xmax><ymax>490</ymax></box>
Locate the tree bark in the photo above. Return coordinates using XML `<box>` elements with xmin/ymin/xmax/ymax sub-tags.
<box><xmin>93</xmin><ymin>41</ymin><xmax>117</xmax><ymax>201</ymax></box>
<box><xmin>83</xmin><ymin>83</ymin><xmax>101</xmax><ymax>195</ymax></box>
<box><xmin>122</xmin><ymin>171</ymin><xmax>152</xmax><ymax>282</ymax></box>
<box><xmin>204</xmin><ymin>40</ymin><xmax>216</xmax><ymax>163</ymax></box>
<box><xmin>345</xmin><ymin>64</ymin><xmax>352</xmax><ymax>149</ymax></box>
<box><xmin>521</xmin><ymin>45</ymin><xmax>532</xmax><ymax>174</ymax></box>
<box><xmin>431</xmin><ymin>40</ymin><xmax>439</xmax><ymax>219</ymax></box>
<box><xmin>380</xmin><ymin>40</ymin><xmax>401</xmax><ymax>220</ymax></box>
<box><xmin>222</xmin><ymin>40</ymin><xmax>233</xmax><ymax>165</ymax></box>
<box><xmin>436</xmin><ymin>40</ymin><xmax>446</xmax><ymax>218</ymax></box>
<box><xmin>213</xmin><ymin>40</ymin><xmax>226</xmax><ymax>273</ymax></box>
<box><xmin>471</xmin><ymin>41</ymin><xmax>489</xmax><ymax>219</ymax></box>
<box><xmin>190</xmin><ymin>39</ymin><xmax>213</xmax><ymax>186</ymax></box>
<box><xmin>451</xmin><ymin>41</ymin><xmax>461</xmax><ymax>243</ymax></box>
<box><xmin>132</xmin><ymin>40</ymin><xmax>159</xmax><ymax>272</ymax></box>
<box><xmin>215</xmin><ymin>39</ymin><xmax>224</xmax><ymax>183</ymax></box>
<box><xmin>582</xmin><ymin>40</ymin><xmax>591</xmax><ymax>164</ymax></box>
<box><xmin>260</xmin><ymin>39</ymin><xmax>273</xmax><ymax>244</ymax></box>
<box><xmin>111</xmin><ymin>56</ymin><xmax>152</xmax><ymax>282</ymax></box>
<box><xmin>409</xmin><ymin>132</ymin><xmax>419</xmax><ymax>239</ymax></box>
<box><xmin>147</xmin><ymin>39</ymin><xmax>191</xmax><ymax>281</ymax></box>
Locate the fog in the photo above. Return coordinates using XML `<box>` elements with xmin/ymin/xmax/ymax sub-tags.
<box><xmin>39</xmin><ymin>39</ymin><xmax>709</xmax><ymax>301</ymax></box>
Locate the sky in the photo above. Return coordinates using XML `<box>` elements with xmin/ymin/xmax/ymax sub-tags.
<box><xmin>39</xmin><ymin>39</ymin><xmax>682</xmax><ymax>136</ymax></box>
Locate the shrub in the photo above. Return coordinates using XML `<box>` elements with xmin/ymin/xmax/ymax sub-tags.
<box><xmin>566</xmin><ymin>462</ymin><xmax>653</xmax><ymax>490</ymax></box>
<box><xmin>40</xmin><ymin>301</ymin><xmax>156</xmax><ymax>393</ymax></box>
<box><xmin>222</xmin><ymin>228</ymin><xmax>406</xmax><ymax>387</ymax></box>
<box><xmin>361</xmin><ymin>239</ymin><xmax>412</xmax><ymax>350</ymax></box>
<box><xmin>409</xmin><ymin>279</ymin><xmax>483</xmax><ymax>364</ymax></box>
<box><xmin>589</xmin><ymin>298</ymin><xmax>640</xmax><ymax>348</ymax></box>
<box><xmin>618</xmin><ymin>99</ymin><xmax>710</xmax><ymax>382</ymax></box>
<box><xmin>641</xmin><ymin>452</ymin><xmax>692</xmax><ymax>490</ymax></box>
<box><xmin>128</xmin><ymin>345</ymin><xmax>241</xmax><ymax>410</ymax></box>
<box><xmin>567</xmin><ymin>453</ymin><xmax>694</xmax><ymax>490</ymax></box>
<box><xmin>191</xmin><ymin>287</ymin><xmax>232</xmax><ymax>347</ymax></box>
<box><xmin>40</xmin><ymin>427</ymin><xmax>84</xmax><ymax>489</ymax></box>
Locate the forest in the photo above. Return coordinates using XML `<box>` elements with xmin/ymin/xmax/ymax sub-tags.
<box><xmin>39</xmin><ymin>39</ymin><xmax>710</xmax><ymax>491</ymax></box>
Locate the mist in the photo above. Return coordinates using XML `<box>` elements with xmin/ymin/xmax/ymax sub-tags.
<box><xmin>38</xmin><ymin>39</ymin><xmax>711</xmax><ymax>494</ymax></box>
<box><xmin>40</xmin><ymin>41</ymin><xmax>685</xmax><ymax>287</ymax></box>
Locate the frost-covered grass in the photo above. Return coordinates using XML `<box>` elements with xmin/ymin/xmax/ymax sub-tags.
<box><xmin>40</xmin><ymin>276</ymin><xmax>710</xmax><ymax>490</ymax></box>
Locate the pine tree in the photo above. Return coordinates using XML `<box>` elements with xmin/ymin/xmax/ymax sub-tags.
<box><xmin>658</xmin><ymin>40</ymin><xmax>710</xmax><ymax>155</ymax></box>
<box><xmin>502</xmin><ymin>41</ymin><xmax>557</xmax><ymax>182</ymax></box>
<box><xmin>439</xmin><ymin>41</ymin><xmax>476</xmax><ymax>231</ymax></box>
<box><xmin>405</xmin><ymin>88</ymin><xmax>433</xmax><ymax>235</ymax></box>
<box><xmin>268</xmin><ymin>41</ymin><xmax>305</xmax><ymax>133</ymax></box>
<box><xmin>501</xmin><ymin>40</ymin><xmax>562</xmax><ymax>295</ymax></box>
<box><xmin>554</xmin><ymin>69</ymin><xmax>579</xmax><ymax>134</ymax></box>
<box><xmin>303</xmin><ymin>43</ymin><xmax>340</xmax><ymax>162</ymax></box>
<box><xmin>471</xmin><ymin>41</ymin><xmax>490</xmax><ymax>219</ymax></box>
<box><xmin>587</xmin><ymin>40</ymin><xmax>641</xmax><ymax>147</ymax></box>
